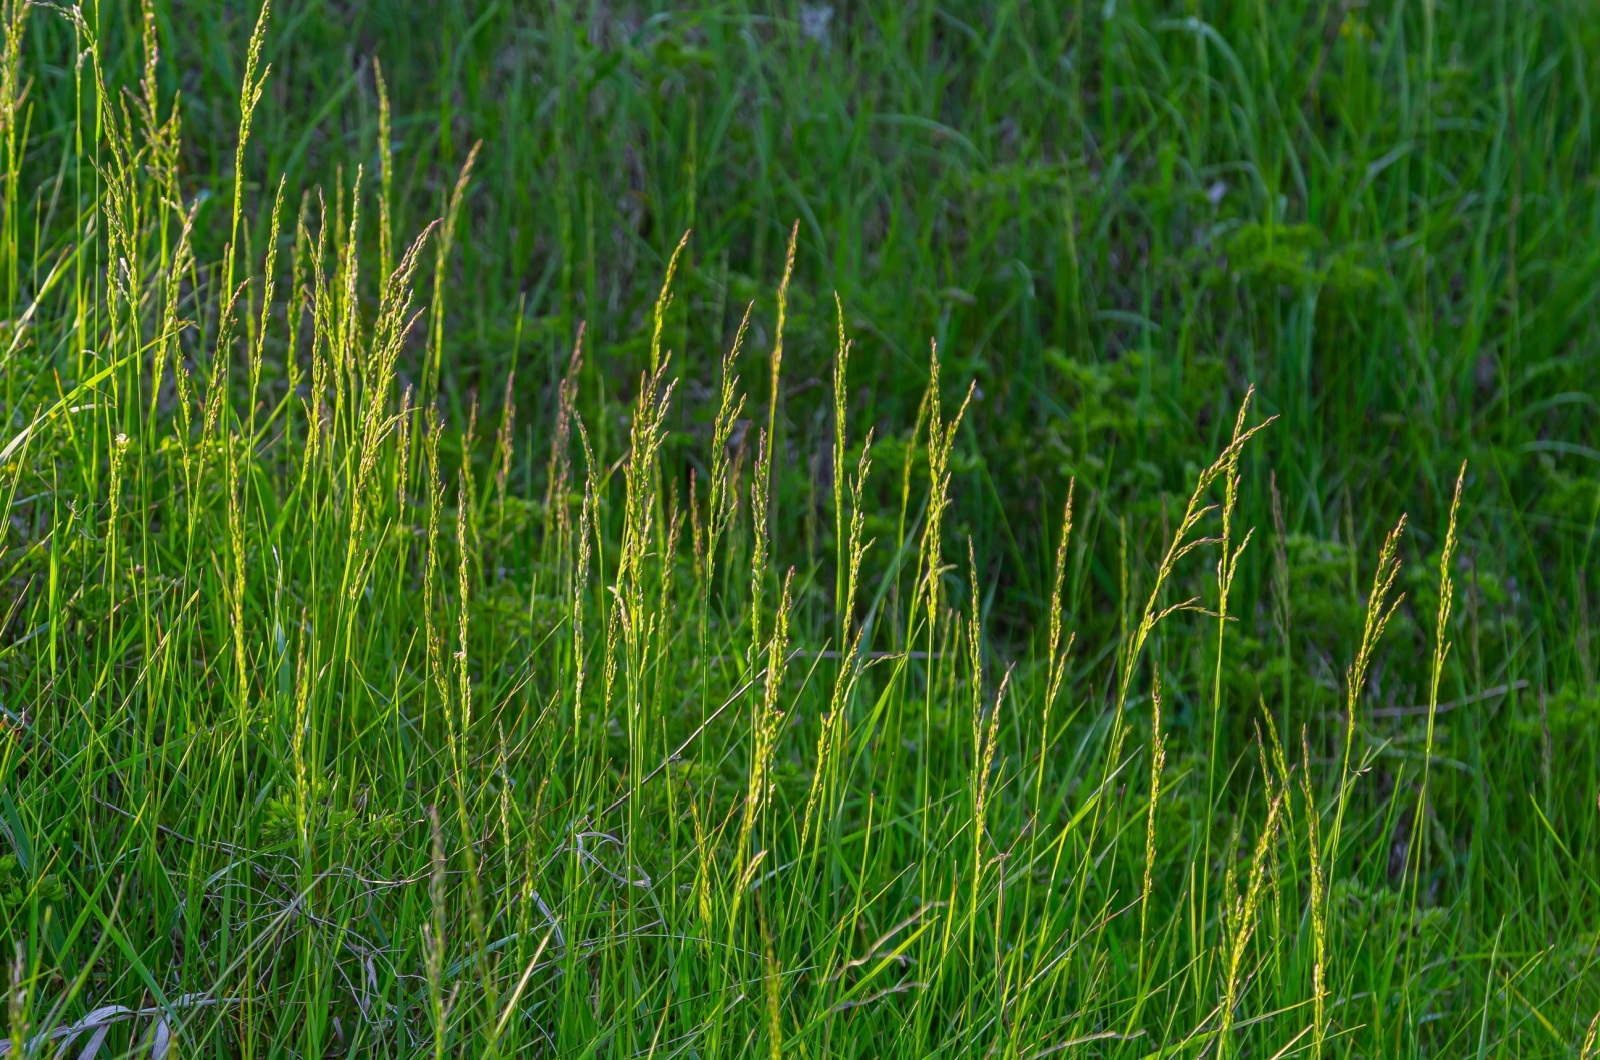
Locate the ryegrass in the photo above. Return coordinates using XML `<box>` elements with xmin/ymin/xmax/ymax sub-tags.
<box><xmin>0</xmin><ymin>0</ymin><xmax>1598</xmax><ymax>1056</ymax></box>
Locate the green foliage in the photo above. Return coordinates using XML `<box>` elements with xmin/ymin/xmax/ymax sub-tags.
<box><xmin>0</xmin><ymin>1</ymin><xmax>1595</xmax><ymax>1058</ymax></box>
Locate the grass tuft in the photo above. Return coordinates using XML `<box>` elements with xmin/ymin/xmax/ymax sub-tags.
<box><xmin>0</xmin><ymin>2</ymin><xmax>1595</xmax><ymax>1057</ymax></box>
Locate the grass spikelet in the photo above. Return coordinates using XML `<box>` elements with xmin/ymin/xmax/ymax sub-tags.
<box><xmin>423</xmin><ymin>415</ymin><xmax>447</xmax><ymax>732</ymax></box>
<box><xmin>224</xmin><ymin>0</ymin><xmax>272</xmax><ymax>296</ymax></box>
<box><xmin>493</xmin><ymin>338</ymin><xmax>517</xmax><ymax>516</ymax></box>
<box><xmin>572</xmin><ymin>474</ymin><xmax>594</xmax><ymax>739</ymax></box>
<box><xmin>1300</xmin><ymin>726</ymin><xmax>1327</xmax><ymax>1060</ymax></box>
<box><xmin>542</xmin><ymin>323</ymin><xmax>584</xmax><ymax>576</ymax></box>
<box><xmin>1217</xmin><ymin>784</ymin><xmax>1284</xmax><ymax>1059</ymax></box>
<box><xmin>916</xmin><ymin>341</ymin><xmax>975</xmax><ymax>631</ymax></box>
<box><xmin>150</xmin><ymin>201</ymin><xmax>197</xmax><ymax>437</ymax></box>
<box><xmin>1103</xmin><ymin>390</ymin><xmax>1273</xmax><ymax>826</ymax></box>
<box><xmin>1037</xmin><ymin>480</ymin><xmax>1076</xmax><ymax>803</ymax></box>
<box><xmin>424</xmin><ymin>806</ymin><xmax>452</xmax><ymax>1060</ymax></box>
<box><xmin>0</xmin><ymin>0</ymin><xmax>30</xmax><ymax>311</ymax></box>
<box><xmin>967</xmin><ymin>539</ymin><xmax>1005</xmax><ymax>866</ymax></box>
<box><xmin>1325</xmin><ymin>512</ymin><xmax>1407</xmax><ymax>896</ymax></box>
<box><xmin>1140</xmin><ymin>671</ymin><xmax>1166</xmax><ymax>942</ymax></box>
<box><xmin>374</xmin><ymin>56</ymin><xmax>393</xmax><ymax>285</ymax></box>
<box><xmin>747</xmin><ymin>426</ymin><xmax>772</xmax><ymax>674</ymax></box>
<box><xmin>424</xmin><ymin>140</ymin><xmax>480</xmax><ymax>404</ymax></box>
<box><xmin>1416</xmin><ymin>463</ymin><xmax>1467</xmax><ymax>852</ymax></box>
<box><xmin>650</xmin><ymin>231</ymin><xmax>689</xmax><ymax>377</ymax></box>
<box><xmin>737</xmin><ymin>568</ymin><xmax>793</xmax><ymax>912</ymax></box>
<box><xmin>1581</xmin><ymin>1010</ymin><xmax>1600</xmax><ymax>1060</ymax></box>
<box><xmin>764</xmin><ymin>220</ymin><xmax>798</xmax><ymax>458</ymax></box>
<box><xmin>831</xmin><ymin>292</ymin><xmax>851</xmax><ymax>641</ymax></box>
<box><xmin>800</xmin><ymin>430</ymin><xmax>872</xmax><ymax>854</ymax></box>
<box><xmin>748</xmin><ymin>227</ymin><xmax>796</xmax><ymax>678</ymax></box>
<box><xmin>707</xmin><ymin>302</ymin><xmax>750</xmax><ymax>600</ymax></box>
<box><xmin>764</xmin><ymin>912</ymin><xmax>785</xmax><ymax>1060</ymax></box>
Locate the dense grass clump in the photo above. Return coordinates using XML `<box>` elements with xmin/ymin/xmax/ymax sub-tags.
<box><xmin>0</xmin><ymin>1</ymin><xmax>1597</xmax><ymax>1057</ymax></box>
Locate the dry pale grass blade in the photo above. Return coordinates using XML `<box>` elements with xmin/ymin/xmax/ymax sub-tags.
<box><xmin>0</xmin><ymin>995</ymin><xmax>240</xmax><ymax>1060</ymax></box>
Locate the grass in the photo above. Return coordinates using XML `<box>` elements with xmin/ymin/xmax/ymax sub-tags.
<box><xmin>0</xmin><ymin>0</ymin><xmax>1598</xmax><ymax>1056</ymax></box>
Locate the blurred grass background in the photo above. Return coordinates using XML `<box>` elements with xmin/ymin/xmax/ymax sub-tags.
<box><xmin>119</xmin><ymin>0</ymin><xmax>1600</xmax><ymax>648</ymax></box>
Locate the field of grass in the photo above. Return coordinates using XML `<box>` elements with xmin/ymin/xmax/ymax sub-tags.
<box><xmin>1</xmin><ymin>0</ymin><xmax>1598</xmax><ymax>1056</ymax></box>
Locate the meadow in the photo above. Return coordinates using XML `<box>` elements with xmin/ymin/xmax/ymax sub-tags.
<box><xmin>1</xmin><ymin>0</ymin><xmax>1598</xmax><ymax>1056</ymax></box>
